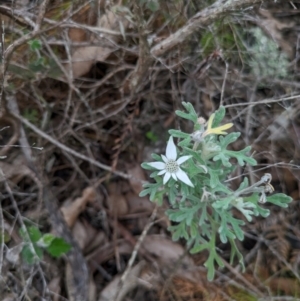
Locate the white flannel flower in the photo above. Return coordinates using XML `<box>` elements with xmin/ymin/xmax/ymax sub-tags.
<box><xmin>147</xmin><ymin>137</ymin><xmax>194</xmax><ymax>187</ymax></box>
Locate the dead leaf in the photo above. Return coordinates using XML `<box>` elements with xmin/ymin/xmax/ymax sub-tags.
<box><xmin>87</xmin><ymin>239</ymin><xmax>133</xmax><ymax>272</ymax></box>
<box><xmin>5</xmin><ymin>244</ymin><xmax>23</xmax><ymax>265</ymax></box>
<box><xmin>142</xmin><ymin>235</ymin><xmax>193</xmax><ymax>266</ymax></box>
<box><xmin>98</xmin><ymin>261</ymin><xmax>145</xmax><ymax>301</ymax></box>
<box><xmin>72</xmin><ymin>220</ymin><xmax>94</xmax><ymax>250</ymax></box>
<box><xmin>125</xmin><ymin>193</ymin><xmax>154</xmax><ymax>214</ymax></box>
<box><xmin>127</xmin><ymin>164</ymin><xmax>146</xmax><ymax>194</ymax></box>
<box><xmin>88</xmin><ymin>233</ymin><xmax>193</xmax><ymax>271</ymax></box>
<box><xmin>67</xmin><ymin>10</ymin><xmax>129</xmax><ymax>78</ymax></box>
<box><xmin>61</xmin><ymin>187</ymin><xmax>96</xmax><ymax>228</ymax></box>
<box><xmin>107</xmin><ymin>193</ymin><xmax>129</xmax><ymax>216</ymax></box>
<box><xmin>267</xmin><ymin>277</ymin><xmax>300</xmax><ymax>296</ymax></box>
<box><xmin>0</xmin><ymin>157</ymin><xmax>34</xmax><ymax>183</ymax></box>
<box><xmin>48</xmin><ymin>277</ymin><xmax>61</xmax><ymax>301</ymax></box>
<box><xmin>87</xmin><ymin>232</ymin><xmax>107</xmax><ymax>255</ymax></box>
<box><xmin>71</xmin><ymin>218</ymin><xmax>106</xmax><ymax>253</ymax></box>
<box><xmin>70</xmin><ymin>46</ymin><xmax>113</xmax><ymax>78</ymax></box>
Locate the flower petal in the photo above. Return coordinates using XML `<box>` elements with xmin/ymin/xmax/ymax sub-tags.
<box><xmin>147</xmin><ymin>162</ymin><xmax>165</xmax><ymax>170</ymax></box>
<box><xmin>203</xmin><ymin>120</ymin><xmax>233</xmax><ymax>137</ymax></box>
<box><xmin>209</xmin><ymin>123</ymin><xmax>233</xmax><ymax>135</ymax></box>
<box><xmin>158</xmin><ymin>170</ymin><xmax>166</xmax><ymax>175</ymax></box>
<box><xmin>176</xmin><ymin>168</ymin><xmax>194</xmax><ymax>187</ymax></box>
<box><xmin>166</xmin><ymin>136</ymin><xmax>177</xmax><ymax>160</ymax></box>
<box><xmin>218</xmin><ymin>123</ymin><xmax>233</xmax><ymax>131</ymax></box>
<box><xmin>161</xmin><ymin>154</ymin><xmax>168</xmax><ymax>163</ymax></box>
<box><xmin>207</xmin><ymin>113</ymin><xmax>215</xmax><ymax>130</ymax></box>
<box><xmin>176</xmin><ymin>155</ymin><xmax>192</xmax><ymax>165</ymax></box>
<box><xmin>171</xmin><ymin>173</ymin><xmax>177</xmax><ymax>181</ymax></box>
<box><xmin>163</xmin><ymin>172</ymin><xmax>171</xmax><ymax>184</ymax></box>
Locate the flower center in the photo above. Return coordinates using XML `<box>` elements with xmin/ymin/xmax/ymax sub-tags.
<box><xmin>165</xmin><ymin>159</ymin><xmax>179</xmax><ymax>173</ymax></box>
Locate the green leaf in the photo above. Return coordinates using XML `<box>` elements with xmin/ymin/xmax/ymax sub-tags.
<box><xmin>208</xmin><ymin>169</ymin><xmax>219</xmax><ymax>188</ymax></box>
<box><xmin>183</xmin><ymin>148</ymin><xmax>206</xmax><ymax>164</ymax></box>
<box><xmin>229</xmin><ymin>238</ymin><xmax>245</xmax><ymax>271</ymax></box>
<box><xmin>20</xmin><ymin>226</ymin><xmax>42</xmax><ymax>243</ymax></box>
<box><xmin>207</xmin><ymin>170</ymin><xmax>232</xmax><ymax>194</ymax></box>
<box><xmin>217</xmin><ymin>210</ymin><xmax>245</xmax><ymax>243</ymax></box>
<box><xmin>139</xmin><ymin>182</ymin><xmax>164</xmax><ymax>203</ymax></box>
<box><xmin>180</xmin><ymin>182</ymin><xmax>191</xmax><ymax>197</ymax></box>
<box><xmin>169</xmin><ymin>222</ymin><xmax>189</xmax><ymax>241</ymax></box>
<box><xmin>169</xmin><ymin>129</ymin><xmax>190</xmax><ymax>139</ymax></box>
<box><xmin>151</xmin><ymin>153</ymin><xmax>162</xmax><ymax>161</ymax></box>
<box><xmin>218</xmin><ymin>222</ymin><xmax>235</xmax><ymax>243</ymax></box>
<box><xmin>150</xmin><ymin>186</ymin><xmax>158</xmax><ymax>201</ymax></box>
<box><xmin>177</xmin><ymin>137</ymin><xmax>192</xmax><ymax>147</ymax></box>
<box><xmin>186</xmin><ymin>194</ymin><xmax>201</xmax><ymax>205</ymax></box>
<box><xmin>236</xmin><ymin>177</ymin><xmax>249</xmax><ymax>192</ymax></box>
<box><xmin>46</xmin><ymin>238</ymin><xmax>71</xmax><ymax>257</ymax></box>
<box><xmin>213</xmin><ymin>195</ymin><xmax>235</xmax><ymax>210</ymax></box>
<box><xmin>219</xmin><ymin>132</ymin><xmax>240</xmax><ymax>147</ymax></box>
<box><xmin>37</xmin><ymin>233</ymin><xmax>55</xmax><ymax>248</ymax></box>
<box><xmin>204</xmin><ymin>250</ymin><xmax>224</xmax><ymax>281</ymax></box>
<box><xmin>21</xmin><ymin>244</ymin><xmax>43</xmax><ymax>264</ymax></box>
<box><xmin>266</xmin><ymin>193</ymin><xmax>293</xmax><ymax>207</ymax></box>
<box><xmin>139</xmin><ymin>188</ymin><xmax>151</xmax><ymax>197</ymax></box>
<box><xmin>167</xmin><ymin>206</ymin><xmax>199</xmax><ymax>226</ymax></box>
<box><xmin>143</xmin><ymin>186</ymin><xmax>163</xmax><ymax>204</ymax></box>
<box><xmin>227</xmin><ymin>147</ymin><xmax>257</xmax><ymax>166</ymax></box>
<box><xmin>256</xmin><ymin>205</ymin><xmax>270</xmax><ymax>217</ymax></box>
<box><xmin>28</xmin><ymin>39</ymin><xmax>42</xmax><ymax>51</ymax></box>
<box><xmin>168</xmin><ymin>185</ymin><xmax>177</xmax><ymax>205</ymax></box>
<box><xmin>175</xmin><ymin>110</ymin><xmax>195</xmax><ymax>123</ymax></box>
<box><xmin>227</xmin><ymin>214</ymin><xmax>245</xmax><ymax>241</ymax></box>
<box><xmin>212</xmin><ymin>106</ymin><xmax>225</xmax><ymax>127</ymax></box>
<box><xmin>175</xmin><ymin>102</ymin><xmax>198</xmax><ymax>124</ymax></box>
<box><xmin>216</xmin><ymin>210</ymin><xmax>245</xmax><ymax>243</ymax></box>
<box><xmin>213</xmin><ymin>133</ymin><xmax>257</xmax><ymax>167</ymax></box>
<box><xmin>243</xmin><ymin>194</ymin><xmax>270</xmax><ymax>217</ymax></box>
<box><xmin>146</xmin><ymin>131</ymin><xmax>158</xmax><ymax>142</ymax></box>
<box><xmin>199</xmin><ymin>205</ymin><xmax>208</xmax><ymax>226</ymax></box>
<box><xmin>190</xmin><ymin>221</ymin><xmax>198</xmax><ymax>239</ymax></box>
<box><xmin>190</xmin><ymin>242</ymin><xmax>209</xmax><ymax>254</ymax></box>
<box><xmin>146</xmin><ymin>0</ymin><xmax>159</xmax><ymax>11</ymax></box>
<box><xmin>154</xmin><ymin>190</ymin><xmax>164</xmax><ymax>205</ymax></box>
<box><xmin>141</xmin><ymin>162</ymin><xmax>160</xmax><ymax>171</ymax></box>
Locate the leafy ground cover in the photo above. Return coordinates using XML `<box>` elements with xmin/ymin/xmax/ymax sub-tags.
<box><xmin>0</xmin><ymin>0</ymin><xmax>300</xmax><ymax>300</ymax></box>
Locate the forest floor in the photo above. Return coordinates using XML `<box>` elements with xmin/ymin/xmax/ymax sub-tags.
<box><xmin>1</xmin><ymin>1</ymin><xmax>300</xmax><ymax>300</ymax></box>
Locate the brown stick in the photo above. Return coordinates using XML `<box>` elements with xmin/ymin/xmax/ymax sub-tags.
<box><xmin>151</xmin><ymin>0</ymin><xmax>273</xmax><ymax>57</ymax></box>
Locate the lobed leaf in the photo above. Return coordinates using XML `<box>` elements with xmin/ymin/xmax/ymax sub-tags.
<box><xmin>212</xmin><ymin>106</ymin><xmax>226</xmax><ymax>127</ymax></box>
<box><xmin>266</xmin><ymin>193</ymin><xmax>293</xmax><ymax>207</ymax></box>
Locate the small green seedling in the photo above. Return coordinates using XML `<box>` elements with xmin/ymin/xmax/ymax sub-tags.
<box><xmin>19</xmin><ymin>225</ymin><xmax>71</xmax><ymax>264</ymax></box>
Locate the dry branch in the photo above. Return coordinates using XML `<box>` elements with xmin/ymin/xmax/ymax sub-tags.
<box><xmin>151</xmin><ymin>0</ymin><xmax>274</xmax><ymax>57</ymax></box>
<box><xmin>125</xmin><ymin>0</ymin><xmax>274</xmax><ymax>108</ymax></box>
